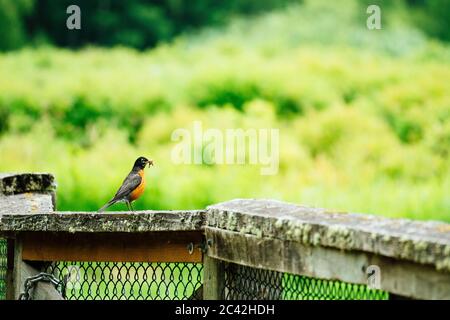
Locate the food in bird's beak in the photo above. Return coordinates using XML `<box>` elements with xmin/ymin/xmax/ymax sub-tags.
<box><xmin>148</xmin><ymin>159</ymin><xmax>154</xmax><ymax>167</ymax></box>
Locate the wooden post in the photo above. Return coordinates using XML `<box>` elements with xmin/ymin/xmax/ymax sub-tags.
<box><xmin>203</xmin><ymin>255</ymin><xmax>225</xmax><ymax>300</ymax></box>
<box><xmin>5</xmin><ymin>239</ymin><xmax>15</xmax><ymax>300</ymax></box>
<box><xmin>11</xmin><ymin>238</ymin><xmax>22</xmax><ymax>299</ymax></box>
<box><xmin>0</xmin><ymin>173</ymin><xmax>57</xmax><ymax>300</ymax></box>
<box><xmin>11</xmin><ymin>238</ymin><xmax>63</xmax><ymax>300</ymax></box>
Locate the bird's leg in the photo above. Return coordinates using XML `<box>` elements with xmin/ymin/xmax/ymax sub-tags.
<box><xmin>130</xmin><ymin>202</ymin><xmax>135</xmax><ymax>211</ymax></box>
<box><xmin>126</xmin><ymin>201</ymin><xmax>132</xmax><ymax>211</ymax></box>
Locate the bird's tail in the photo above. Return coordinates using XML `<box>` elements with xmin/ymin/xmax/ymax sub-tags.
<box><xmin>98</xmin><ymin>199</ymin><xmax>117</xmax><ymax>212</ymax></box>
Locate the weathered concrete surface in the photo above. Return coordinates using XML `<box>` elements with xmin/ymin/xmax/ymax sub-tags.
<box><xmin>2</xmin><ymin>198</ymin><xmax>450</xmax><ymax>272</ymax></box>
<box><xmin>207</xmin><ymin>199</ymin><xmax>450</xmax><ymax>272</ymax></box>
<box><xmin>0</xmin><ymin>210</ymin><xmax>206</xmax><ymax>234</ymax></box>
<box><xmin>205</xmin><ymin>227</ymin><xmax>450</xmax><ymax>299</ymax></box>
<box><xmin>0</xmin><ymin>193</ymin><xmax>54</xmax><ymax>216</ymax></box>
<box><xmin>0</xmin><ymin>173</ymin><xmax>56</xmax><ymax>215</ymax></box>
<box><xmin>0</xmin><ymin>173</ymin><xmax>55</xmax><ymax>195</ymax></box>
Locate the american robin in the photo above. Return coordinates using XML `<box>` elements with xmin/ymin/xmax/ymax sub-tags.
<box><xmin>98</xmin><ymin>156</ymin><xmax>154</xmax><ymax>212</ymax></box>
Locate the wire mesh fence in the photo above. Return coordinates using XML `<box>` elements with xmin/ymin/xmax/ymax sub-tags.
<box><xmin>223</xmin><ymin>262</ymin><xmax>389</xmax><ymax>300</ymax></box>
<box><xmin>44</xmin><ymin>261</ymin><xmax>203</xmax><ymax>300</ymax></box>
<box><xmin>0</xmin><ymin>238</ymin><xmax>7</xmax><ymax>300</ymax></box>
<box><xmin>2</xmin><ymin>242</ymin><xmax>390</xmax><ymax>301</ymax></box>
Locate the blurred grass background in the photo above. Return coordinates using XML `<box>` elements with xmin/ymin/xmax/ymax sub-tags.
<box><xmin>0</xmin><ymin>0</ymin><xmax>449</xmax><ymax>221</ymax></box>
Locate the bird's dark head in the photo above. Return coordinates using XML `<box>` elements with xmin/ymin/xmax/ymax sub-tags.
<box><xmin>133</xmin><ymin>156</ymin><xmax>153</xmax><ymax>170</ymax></box>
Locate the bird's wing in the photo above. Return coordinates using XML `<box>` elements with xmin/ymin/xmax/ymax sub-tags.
<box><xmin>112</xmin><ymin>172</ymin><xmax>142</xmax><ymax>201</ymax></box>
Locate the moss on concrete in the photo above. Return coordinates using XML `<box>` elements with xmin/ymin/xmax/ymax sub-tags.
<box><xmin>208</xmin><ymin>199</ymin><xmax>450</xmax><ymax>272</ymax></box>
<box><xmin>0</xmin><ymin>173</ymin><xmax>56</xmax><ymax>195</ymax></box>
<box><xmin>0</xmin><ymin>210</ymin><xmax>206</xmax><ymax>233</ymax></box>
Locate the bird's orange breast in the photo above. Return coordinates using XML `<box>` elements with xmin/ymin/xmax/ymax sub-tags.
<box><xmin>129</xmin><ymin>169</ymin><xmax>146</xmax><ymax>201</ymax></box>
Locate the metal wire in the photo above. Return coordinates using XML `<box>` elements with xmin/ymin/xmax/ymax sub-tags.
<box><xmin>44</xmin><ymin>261</ymin><xmax>203</xmax><ymax>300</ymax></box>
<box><xmin>223</xmin><ymin>262</ymin><xmax>389</xmax><ymax>300</ymax></box>
<box><xmin>1</xmin><ymin>240</ymin><xmax>389</xmax><ymax>301</ymax></box>
<box><xmin>0</xmin><ymin>239</ymin><xmax>6</xmax><ymax>300</ymax></box>
<box><xmin>19</xmin><ymin>272</ymin><xmax>66</xmax><ymax>300</ymax></box>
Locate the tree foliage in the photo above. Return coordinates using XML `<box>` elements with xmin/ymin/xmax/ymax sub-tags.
<box><xmin>25</xmin><ymin>0</ymin><xmax>292</xmax><ymax>49</ymax></box>
<box><xmin>0</xmin><ymin>0</ymin><xmax>449</xmax><ymax>51</ymax></box>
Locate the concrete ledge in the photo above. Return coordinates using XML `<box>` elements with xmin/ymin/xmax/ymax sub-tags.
<box><xmin>0</xmin><ymin>193</ymin><xmax>54</xmax><ymax>216</ymax></box>
<box><xmin>207</xmin><ymin>199</ymin><xmax>450</xmax><ymax>272</ymax></box>
<box><xmin>0</xmin><ymin>210</ymin><xmax>206</xmax><ymax>233</ymax></box>
<box><xmin>0</xmin><ymin>173</ymin><xmax>56</xmax><ymax>216</ymax></box>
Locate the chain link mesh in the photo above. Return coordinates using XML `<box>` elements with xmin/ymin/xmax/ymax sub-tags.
<box><xmin>44</xmin><ymin>261</ymin><xmax>203</xmax><ymax>300</ymax></box>
<box><xmin>0</xmin><ymin>239</ymin><xmax>7</xmax><ymax>300</ymax></box>
<box><xmin>223</xmin><ymin>262</ymin><xmax>389</xmax><ymax>300</ymax></box>
<box><xmin>2</xmin><ymin>240</ymin><xmax>390</xmax><ymax>301</ymax></box>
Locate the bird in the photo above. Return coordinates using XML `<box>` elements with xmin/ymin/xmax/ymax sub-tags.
<box><xmin>98</xmin><ymin>156</ymin><xmax>154</xmax><ymax>212</ymax></box>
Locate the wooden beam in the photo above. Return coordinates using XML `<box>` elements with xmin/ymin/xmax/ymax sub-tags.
<box><xmin>205</xmin><ymin>226</ymin><xmax>450</xmax><ymax>300</ymax></box>
<box><xmin>11</xmin><ymin>238</ymin><xmax>63</xmax><ymax>300</ymax></box>
<box><xmin>12</xmin><ymin>238</ymin><xmax>23</xmax><ymax>299</ymax></box>
<box><xmin>5</xmin><ymin>239</ymin><xmax>15</xmax><ymax>300</ymax></box>
<box><xmin>203</xmin><ymin>256</ymin><xmax>225</xmax><ymax>300</ymax></box>
<box><xmin>188</xmin><ymin>285</ymin><xmax>204</xmax><ymax>300</ymax></box>
<box><xmin>21</xmin><ymin>231</ymin><xmax>203</xmax><ymax>263</ymax></box>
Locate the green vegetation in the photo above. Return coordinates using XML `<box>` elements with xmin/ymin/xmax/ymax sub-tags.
<box><xmin>0</xmin><ymin>0</ymin><xmax>449</xmax><ymax>221</ymax></box>
<box><xmin>1</xmin><ymin>0</ymin><xmax>450</xmax><ymax>51</ymax></box>
<box><xmin>0</xmin><ymin>0</ymin><xmax>292</xmax><ymax>50</ymax></box>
